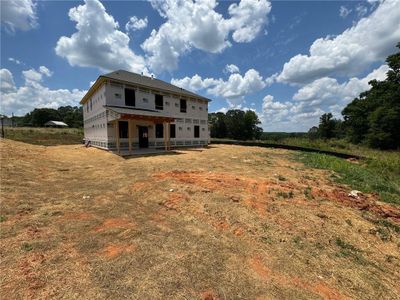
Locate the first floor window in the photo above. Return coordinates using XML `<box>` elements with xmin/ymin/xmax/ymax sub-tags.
<box><xmin>170</xmin><ymin>124</ymin><xmax>176</xmax><ymax>138</ymax></box>
<box><xmin>119</xmin><ymin>121</ymin><xmax>128</xmax><ymax>138</ymax></box>
<box><xmin>156</xmin><ymin>123</ymin><xmax>164</xmax><ymax>138</ymax></box>
<box><xmin>194</xmin><ymin>125</ymin><xmax>200</xmax><ymax>138</ymax></box>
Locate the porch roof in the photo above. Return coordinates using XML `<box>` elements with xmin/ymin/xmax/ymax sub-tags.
<box><xmin>106</xmin><ymin>105</ymin><xmax>175</xmax><ymax>122</ymax></box>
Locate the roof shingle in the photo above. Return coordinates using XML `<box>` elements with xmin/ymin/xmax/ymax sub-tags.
<box><xmin>102</xmin><ymin>70</ymin><xmax>210</xmax><ymax>101</ymax></box>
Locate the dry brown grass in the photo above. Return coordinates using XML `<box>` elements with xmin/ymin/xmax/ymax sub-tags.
<box><xmin>1</xmin><ymin>139</ymin><xmax>399</xmax><ymax>299</ymax></box>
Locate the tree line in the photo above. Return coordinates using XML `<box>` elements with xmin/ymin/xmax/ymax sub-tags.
<box><xmin>10</xmin><ymin>106</ymin><xmax>83</xmax><ymax>128</ymax></box>
<box><xmin>311</xmin><ymin>43</ymin><xmax>400</xmax><ymax>150</ymax></box>
<box><xmin>208</xmin><ymin>109</ymin><xmax>263</xmax><ymax>140</ymax></box>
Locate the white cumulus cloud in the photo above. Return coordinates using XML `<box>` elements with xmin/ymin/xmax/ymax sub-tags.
<box><xmin>0</xmin><ymin>0</ymin><xmax>37</xmax><ymax>33</ymax></box>
<box><xmin>125</xmin><ymin>16</ymin><xmax>148</xmax><ymax>32</ymax></box>
<box><xmin>293</xmin><ymin>64</ymin><xmax>389</xmax><ymax>104</ymax></box>
<box><xmin>260</xmin><ymin>64</ymin><xmax>389</xmax><ymax>131</ymax></box>
<box><xmin>1</xmin><ymin>69</ymin><xmax>17</xmax><ymax>94</ymax></box>
<box><xmin>339</xmin><ymin>6</ymin><xmax>351</xmax><ymax>18</ymax></box>
<box><xmin>172</xmin><ymin>68</ymin><xmax>268</xmax><ymax>106</ymax></box>
<box><xmin>55</xmin><ymin>0</ymin><xmax>148</xmax><ymax>74</ymax></box>
<box><xmin>142</xmin><ymin>0</ymin><xmax>271</xmax><ymax>73</ymax></box>
<box><xmin>277</xmin><ymin>0</ymin><xmax>400</xmax><ymax>84</ymax></box>
<box><xmin>224</xmin><ymin>64</ymin><xmax>240</xmax><ymax>74</ymax></box>
<box><xmin>0</xmin><ymin>68</ymin><xmax>86</xmax><ymax>116</ymax></box>
<box><xmin>8</xmin><ymin>57</ymin><xmax>23</xmax><ymax>65</ymax></box>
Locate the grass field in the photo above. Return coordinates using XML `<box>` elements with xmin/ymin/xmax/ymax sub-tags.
<box><xmin>296</xmin><ymin>152</ymin><xmax>400</xmax><ymax>206</ymax></box>
<box><xmin>1</xmin><ymin>138</ymin><xmax>399</xmax><ymax>299</ymax></box>
<box><xmin>4</xmin><ymin>127</ymin><xmax>400</xmax><ymax>206</ymax></box>
<box><xmin>3</xmin><ymin>127</ymin><xmax>83</xmax><ymax>146</ymax></box>
<box><xmin>214</xmin><ymin>137</ymin><xmax>400</xmax><ymax>205</ymax></box>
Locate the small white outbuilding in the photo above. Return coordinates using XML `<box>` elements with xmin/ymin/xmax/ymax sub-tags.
<box><xmin>44</xmin><ymin>121</ymin><xmax>68</xmax><ymax>127</ymax></box>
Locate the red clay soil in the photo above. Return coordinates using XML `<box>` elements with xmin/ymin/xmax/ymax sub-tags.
<box><xmin>99</xmin><ymin>244</ymin><xmax>136</xmax><ymax>258</ymax></box>
<box><xmin>62</xmin><ymin>212</ymin><xmax>93</xmax><ymax>221</ymax></box>
<box><xmin>200</xmin><ymin>290</ymin><xmax>219</xmax><ymax>300</ymax></box>
<box><xmin>155</xmin><ymin>170</ymin><xmax>400</xmax><ymax>223</ymax></box>
<box><xmin>2</xmin><ymin>140</ymin><xmax>399</xmax><ymax>299</ymax></box>
<box><xmin>95</xmin><ymin>218</ymin><xmax>135</xmax><ymax>232</ymax></box>
<box><xmin>160</xmin><ymin>192</ymin><xmax>189</xmax><ymax>211</ymax></box>
<box><xmin>314</xmin><ymin>188</ymin><xmax>400</xmax><ymax>222</ymax></box>
<box><xmin>249</xmin><ymin>255</ymin><xmax>347</xmax><ymax>300</ymax></box>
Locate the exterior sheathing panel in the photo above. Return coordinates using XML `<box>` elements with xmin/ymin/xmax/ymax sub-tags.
<box><xmin>84</xmin><ymin>80</ymin><xmax>209</xmax><ymax>151</ymax></box>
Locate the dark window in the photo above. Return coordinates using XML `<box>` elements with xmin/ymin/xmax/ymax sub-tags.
<box><xmin>194</xmin><ymin>125</ymin><xmax>200</xmax><ymax>138</ymax></box>
<box><xmin>170</xmin><ymin>124</ymin><xmax>176</xmax><ymax>138</ymax></box>
<box><xmin>124</xmin><ymin>88</ymin><xmax>135</xmax><ymax>106</ymax></box>
<box><xmin>180</xmin><ymin>99</ymin><xmax>187</xmax><ymax>113</ymax></box>
<box><xmin>156</xmin><ymin>123</ymin><xmax>164</xmax><ymax>138</ymax></box>
<box><xmin>155</xmin><ymin>94</ymin><xmax>163</xmax><ymax>110</ymax></box>
<box><xmin>119</xmin><ymin>121</ymin><xmax>128</xmax><ymax>138</ymax></box>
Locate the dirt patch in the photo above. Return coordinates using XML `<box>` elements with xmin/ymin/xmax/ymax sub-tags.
<box><xmin>2</xmin><ymin>140</ymin><xmax>399</xmax><ymax>299</ymax></box>
<box><xmin>200</xmin><ymin>290</ymin><xmax>219</xmax><ymax>300</ymax></box>
<box><xmin>153</xmin><ymin>170</ymin><xmax>259</xmax><ymax>194</ymax></box>
<box><xmin>249</xmin><ymin>255</ymin><xmax>347</xmax><ymax>300</ymax></box>
<box><xmin>95</xmin><ymin>218</ymin><xmax>135</xmax><ymax>232</ymax></box>
<box><xmin>159</xmin><ymin>192</ymin><xmax>189</xmax><ymax>211</ymax></box>
<box><xmin>62</xmin><ymin>211</ymin><xmax>93</xmax><ymax>220</ymax></box>
<box><xmin>153</xmin><ymin>171</ymin><xmax>282</xmax><ymax>217</ymax></box>
<box><xmin>18</xmin><ymin>253</ymin><xmax>46</xmax><ymax>296</ymax></box>
<box><xmin>150</xmin><ymin>210</ymin><xmax>173</xmax><ymax>232</ymax></box>
<box><xmin>131</xmin><ymin>181</ymin><xmax>149</xmax><ymax>191</ymax></box>
<box><xmin>99</xmin><ymin>243</ymin><xmax>136</xmax><ymax>258</ymax></box>
<box><xmin>249</xmin><ymin>255</ymin><xmax>271</xmax><ymax>280</ymax></box>
<box><xmin>212</xmin><ymin>219</ymin><xmax>230</xmax><ymax>231</ymax></box>
<box><xmin>327</xmin><ymin>189</ymin><xmax>400</xmax><ymax>222</ymax></box>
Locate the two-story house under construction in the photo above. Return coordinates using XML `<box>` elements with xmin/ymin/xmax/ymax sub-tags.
<box><xmin>80</xmin><ymin>70</ymin><xmax>210</xmax><ymax>154</ymax></box>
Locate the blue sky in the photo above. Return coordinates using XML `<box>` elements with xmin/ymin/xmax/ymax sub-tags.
<box><xmin>1</xmin><ymin>0</ymin><xmax>399</xmax><ymax>131</ymax></box>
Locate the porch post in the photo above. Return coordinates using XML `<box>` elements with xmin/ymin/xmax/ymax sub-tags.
<box><xmin>168</xmin><ymin>121</ymin><xmax>171</xmax><ymax>150</ymax></box>
<box><xmin>115</xmin><ymin>120</ymin><xmax>120</xmax><ymax>154</ymax></box>
<box><xmin>163</xmin><ymin>121</ymin><xmax>167</xmax><ymax>151</ymax></box>
<box><xmin>128</xmin><ymin>119</ymin><xmax>132</xmax><ymax>154</ymax></box>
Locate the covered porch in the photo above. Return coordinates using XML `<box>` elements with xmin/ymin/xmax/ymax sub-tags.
<box><xmin>107</xmin><ymin>106</ymin><xmax>175</xmax><ymax>155</ymax></box>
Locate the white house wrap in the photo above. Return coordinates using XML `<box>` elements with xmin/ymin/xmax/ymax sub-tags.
<box><xmin>80</xmin><ymin>70</ymin><xmax>210</xmax><ymax>154</ymax></box>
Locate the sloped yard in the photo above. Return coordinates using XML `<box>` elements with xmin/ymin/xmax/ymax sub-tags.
<box><xmin>1</xmin><ymin>140</ymin><xmax>399</xmax><ymax>299</ymax></box>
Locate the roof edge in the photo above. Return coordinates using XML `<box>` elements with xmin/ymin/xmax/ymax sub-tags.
<box><xmin>101</xmin><ymin>74</ymin><xmax>211</xmax><ymax>102</ymax></box>
<box><xmin>80</xmin><ymin>72</ymin><xmax>212</xmax><ymax>106</ymax></box>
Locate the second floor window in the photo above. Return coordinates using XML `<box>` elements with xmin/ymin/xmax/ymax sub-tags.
<box><xmin>155</xmin><ymin>94</ymin><xmax>163</xmax><ymax>110</ymax></box>
<box><xmin>125</xmin><ymin>88</ymin><xmax>135</xmax><ymax>106</ymax></box>
<box><xmin>180</xmin><ymin>99</ymin><xmax>187</xmax><ymax>113</ymax></box>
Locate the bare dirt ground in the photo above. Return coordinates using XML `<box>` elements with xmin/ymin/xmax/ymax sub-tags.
<box><xmin>1</xmin><ymin>139</ymin><xmax>399</xmax><ymax>299</ymax></box>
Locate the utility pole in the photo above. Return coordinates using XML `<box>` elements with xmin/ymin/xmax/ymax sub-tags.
<box><xmin>0</xmin><ymin>115</ymin><xmax>4</xmax><ymax>138</ymax></box>
<box><xmin>12</xmin><ymin>112</ymin><xmax>14</xmax><ymax>127</ymax></box>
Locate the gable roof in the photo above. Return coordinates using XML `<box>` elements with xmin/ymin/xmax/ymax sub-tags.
<box><xmin>80</xmin><ymin>70</ymin><xmax>211</xmax><ymax>105</ymax></box>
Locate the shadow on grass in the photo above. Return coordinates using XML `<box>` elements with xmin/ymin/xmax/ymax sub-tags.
<box><xmin>122</xmin><ymin>151</ymin><xmax>184</xmax><ymax>159</ymax></box>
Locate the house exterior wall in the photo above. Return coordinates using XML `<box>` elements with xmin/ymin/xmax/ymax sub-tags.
<box><xmin>83</xmin><ymin>84</ymin><xmax>109</xmax><ymax>148</ymax></box>
<box><xmin>83</xmin><ymin>79</ymin><xmax>210</xmax><ymax>151</ymax></box>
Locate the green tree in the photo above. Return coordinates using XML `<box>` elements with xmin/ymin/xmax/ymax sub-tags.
<box><xmin>208</xmin><ymin>109</ymin><xmax>262</xmax><ymax>140</ymax></box>
<box><xmin>209</xmin><ymin>112</ymin><xmax>227</xmax><ymax>138</ymax></box>
<box><xmin>342</xmin><ymin>42</ymin><xmax>400</xmax><ymax>149</ymax></box>
<box><xmin>243</xmin><ymin>110</ymin><xmax>262</xmax><ymax>139</ymax></box>
<box><xmin>225</xmin><ymin>110</ymin><xmax>247</xmax><ymax>140</ymax></box>
<box><xmin>317</xmin><ymin>113</ymin><xmax>340</xmax><ymax>139</ymax></box>
<box><xmin>29</xmin><ymin>108</ymin><xmax>61</xmax><ymax>127</ymax></box>
<box><xmin>21</xmin><ymin>106</ymin><xmax>83</xmax><ymax>128</ymax></box>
